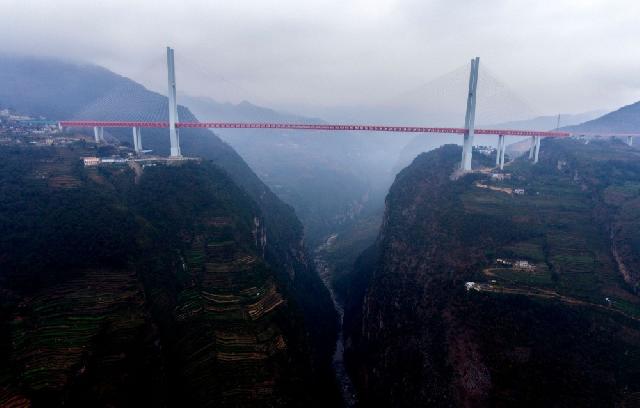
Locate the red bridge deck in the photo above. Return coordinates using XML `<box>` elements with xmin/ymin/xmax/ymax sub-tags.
<box><xmin>59</xmin><ymin>121</ymin><xmax>571</xmax><ymax>138</ymax></box>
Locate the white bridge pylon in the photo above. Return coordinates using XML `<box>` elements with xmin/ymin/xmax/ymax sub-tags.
<box><xmin>461</xmin><ymin>57</ymin><xmax>479</xmax><ymax>172</ymax></box>
<box><xmin>62</xmin><ymin>47</ymin><xmax>582</xmax><ymax>164</ymax></box>
<box><xmin>167</xmin><ymin>46</ymin><xmax>181</xmax><ymax>157</ymax></box>
<box><xmin>460</xmin><ymin>58</ymin><xmax>548</xmax><ymax>171</ymax></box>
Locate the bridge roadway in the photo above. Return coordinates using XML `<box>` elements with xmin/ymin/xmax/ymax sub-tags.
<box><xmin>59</xmin><ymin>121</ymin><xmax>571</xmax><ymax>138</ymax></box>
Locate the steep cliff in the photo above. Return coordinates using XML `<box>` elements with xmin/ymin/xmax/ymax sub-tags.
<box><xmin>345</xmin><ymin>140</ymin><xmax>640</xmax><ymax>407</ymax></box>
<box><xmin>0</xmin><ymin>145</ymin><xmax>339</xmax><ymax>406</ymax></box>
<box><xmin>0</xmin><ymin>54</ymin><xmax>339</xmax><ymax>400</ymax></box>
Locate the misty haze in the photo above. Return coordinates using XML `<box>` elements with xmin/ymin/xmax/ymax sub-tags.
<box><xmin>1</xmin><ymin>1</ymin><xmax>639</xmax><ymax>407</ymax></box>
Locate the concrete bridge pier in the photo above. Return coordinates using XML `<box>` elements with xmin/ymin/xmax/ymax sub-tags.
<box><xmin>132</xmin><ymin>127</ymin><xmax>143</xmax><ymax>153</ymax></box>
<box><xmin>496</xmin><ymin>134</ymin><xmax>506</xmax><ymax>169</ymax></box>
<box><xmin>499</xmin><ymin>135</ymin><xmax>506</xmax><ymax>169</ymax></box>
<box><xmin>528</xmin><ymin>136</ymin><xmax>536</xmax><ymax>160</ymax></box>
<box><xmin>534</xmin><ymin>136</ymin><xmax>541</xmax><ymax>163</ymax></box>
<box><xmin>628</xmin><ymin>136</ymin><xmax>633</xmax><ymax>147</ymax></box>
<box><xmin>93</xmin><ymin>126</ymin><xmax>104</xmax><ymax>144</ymax></box>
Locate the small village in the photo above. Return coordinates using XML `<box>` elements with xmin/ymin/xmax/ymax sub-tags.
<box><xmin>0</xmin><ymin>109</ymin><xmax>64</xmax><ymax>145</ymax></box>
<box><xmin>0</xmin><ymin>109</ymin><xmax>196</xmax><ymax>169</ymax></box>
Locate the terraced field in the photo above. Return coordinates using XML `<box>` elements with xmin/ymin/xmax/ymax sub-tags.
<box><xmin>0</xmin><ymin>268</ymin><xmax>161</xmax><ymax>406</ymax></box>
<box><xmin>0</xmin><ymin>146</ymin><xmax>331</xmax><ymax>407</ymax></box>
<box><xmin>461</xmin><ymin>139</ymin><xmax>640</xmax><ymax>318</ymax></box>
<box><xmin>170</xmin><ymin>219</ymin><xmax>291</xmax><ymax>406</ymax></box>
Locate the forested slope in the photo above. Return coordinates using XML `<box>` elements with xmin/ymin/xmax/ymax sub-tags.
<box><xmin>344</xmin><ymin>140</ymin><xmax>640</xmax><ymax>407</ymax></box>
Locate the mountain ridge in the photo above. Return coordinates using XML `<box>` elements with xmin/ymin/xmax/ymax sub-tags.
<box><xmin>563</xmin><ymin>100</ymin><xmax>640</xmax><ymax>133</ymax></box>
<box><xmin>344</xmin><ymin>139</ymin><xmax>640</xmax><ymax>406</ymax></box>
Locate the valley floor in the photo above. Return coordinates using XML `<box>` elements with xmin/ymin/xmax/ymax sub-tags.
<box><xmin>314</xmin><ymin>240</ymin><xmax>358</xmax><ymax>408</ymax></box>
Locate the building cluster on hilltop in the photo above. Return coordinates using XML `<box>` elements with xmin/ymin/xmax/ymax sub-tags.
<box><xmin>0</xmin><ymin>109</ymin><xmax>67</xmax><ymax>146</ymax></box>
<box><xmin>0</xmin><ymin>108</ymin><xmax>182</xmax><ymax>168</ymax></box>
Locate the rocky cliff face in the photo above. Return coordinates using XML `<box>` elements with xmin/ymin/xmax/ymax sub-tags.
<box><xmin>0</xmin><ymin>54</ymin><xmax>339</xmax><ymax>403</ymax></box>
<box><xmin>0</xmin><ymin>146</ymin><xmax>338</xmax><ymax>407</ymax></box>
<box><xmin>344</xmin><ymin>141</ymin><xmax>640</xmax><ymax>407</ymax></box>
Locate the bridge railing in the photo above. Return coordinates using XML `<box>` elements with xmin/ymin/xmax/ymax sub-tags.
<box><xmin>58</xmin><ymin>121</ymin><xmax>571</xmax><ymax>138</ymax></box>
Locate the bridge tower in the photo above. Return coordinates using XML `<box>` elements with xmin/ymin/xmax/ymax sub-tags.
<box><xmin>167</xmin><ymin>46</ymin><xmax>181</xmax><ymax>157</ymax></box>
<box><xmin>461</xmin><ymin>57</ymin><xmax>480</xmax><ymax>171</ymax></box>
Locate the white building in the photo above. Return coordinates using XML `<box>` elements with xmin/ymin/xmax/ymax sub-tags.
<box><xmin>83</xmin><ymin>157</ymin><xmax>100</xmax><ymax>166</ymax></box>
<box><xmin>514</xmin><ymin>260</ymin><xmax>535</xmax><ymax>271</ymax></box>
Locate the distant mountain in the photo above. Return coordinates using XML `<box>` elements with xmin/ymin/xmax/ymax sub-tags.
<box><xmin>0</xmin><ymin>54</ymin><xmax>131</xmax><ymax>119</ymax></box>
<box><xmin>181</xmin><ymin>94</ymin><xmax>322</xmax><ymax>124</ymax></box>
<box><xmin>492</xmin><ymin>110</ymin><xmax>607</xmax><ymax>131</ymax></box>
<box><xmin>492</xmin><ymin>111</ymin><xmax>607</xmax><ymax>158</ymax></box>
<box><xmin>563</xmin><ymin>101</ymin><xmax>640</xmax><ymax>133</ymax></box>
<box><xmin>180</xmin><ymin>94</ymin><xmax>410</xmax><ymax>246</ymax></box>
<box><xmin>505</xmin><ymin>106</ymin><xmax>640</xmax><ymax>157</ymax></box>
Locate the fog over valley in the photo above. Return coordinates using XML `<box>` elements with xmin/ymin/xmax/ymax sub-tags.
<box><xmin>1</xmin><ymin>1</ymin><xmax>640</xmax><ymax>407</ymax></box>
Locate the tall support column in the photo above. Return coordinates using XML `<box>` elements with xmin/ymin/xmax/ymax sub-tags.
<box><xmin>528</xmin><ymin>136</ymin><xmax>536</xmax><ymax>160</ymax></box>
<box><xmin>534</xmin><ymin>136</ymin><xmax>541</xmax><ymax>164</ymax></box>
<box><xmin>461</xmin><ymin>57</ymin><xmax>480</xmax><ymax>171</ymax></box>
<box><xmin>132</xmin><ymin>127</ymin><xmax>143</xmax><ymax>153</ymax></box>
<box><xmin>628</xmin><ymin>136</ymin><xmax>633</xmax><ymax>147</ymax></box>
<box><xmin>132</xmin><ymin>127</ymin><xmax>138</xmax><ymax>152</ymax></box>
<box><xmin>93</xmin><ymin>126</ymin><xmax>104</xmax><ymax>144</ymax></box>
<box><xmin>500</xmin><ymin>137</ymin><xmax>506</xmax><ymax>170</ymax></box>
<box><xmin>137</xmin><ymin>127</ymin><xmax>143</xmax><ymax>152</ymax></box>
<box><xmin>167</xmin><ymin>46</ymin><xmax>181</xmax><ymax>157</ymax></box>
<box><xmin>496</xmin><ymin>134</ymin><xmax>505</xmax><ymax>169</ymax></box>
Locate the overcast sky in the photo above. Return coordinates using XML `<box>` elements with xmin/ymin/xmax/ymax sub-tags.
<box><xmin>2</xmin><ymin>0</ymin><xmax>640</xmax><ymax>118</ymax></box>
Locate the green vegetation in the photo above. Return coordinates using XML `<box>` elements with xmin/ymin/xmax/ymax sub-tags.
<box><xmin>0</xmin><ymin>146</ymin><xmax>338</xmax><ymax>407</ymax></box>
<box><xmin>345</xmin><ymin>140</ymin><xmax>640</xmax><ymax>407</ymax></box>
<box><xmin>448</xmin><ymin>139</ymin><xmax>640</xmax><ymax>314</ymax></box>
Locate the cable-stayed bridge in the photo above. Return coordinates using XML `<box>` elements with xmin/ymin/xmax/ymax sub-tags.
<box><xmin>58</xmin><ymin>47</ymin><xmax>635</xmax><ymax>171</ymax></box>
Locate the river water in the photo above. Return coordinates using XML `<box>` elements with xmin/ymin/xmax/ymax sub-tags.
<box><xmin>314</xmin><ymin>235</ymin><xmax>358</xmax><ymax>408</ymax></box>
